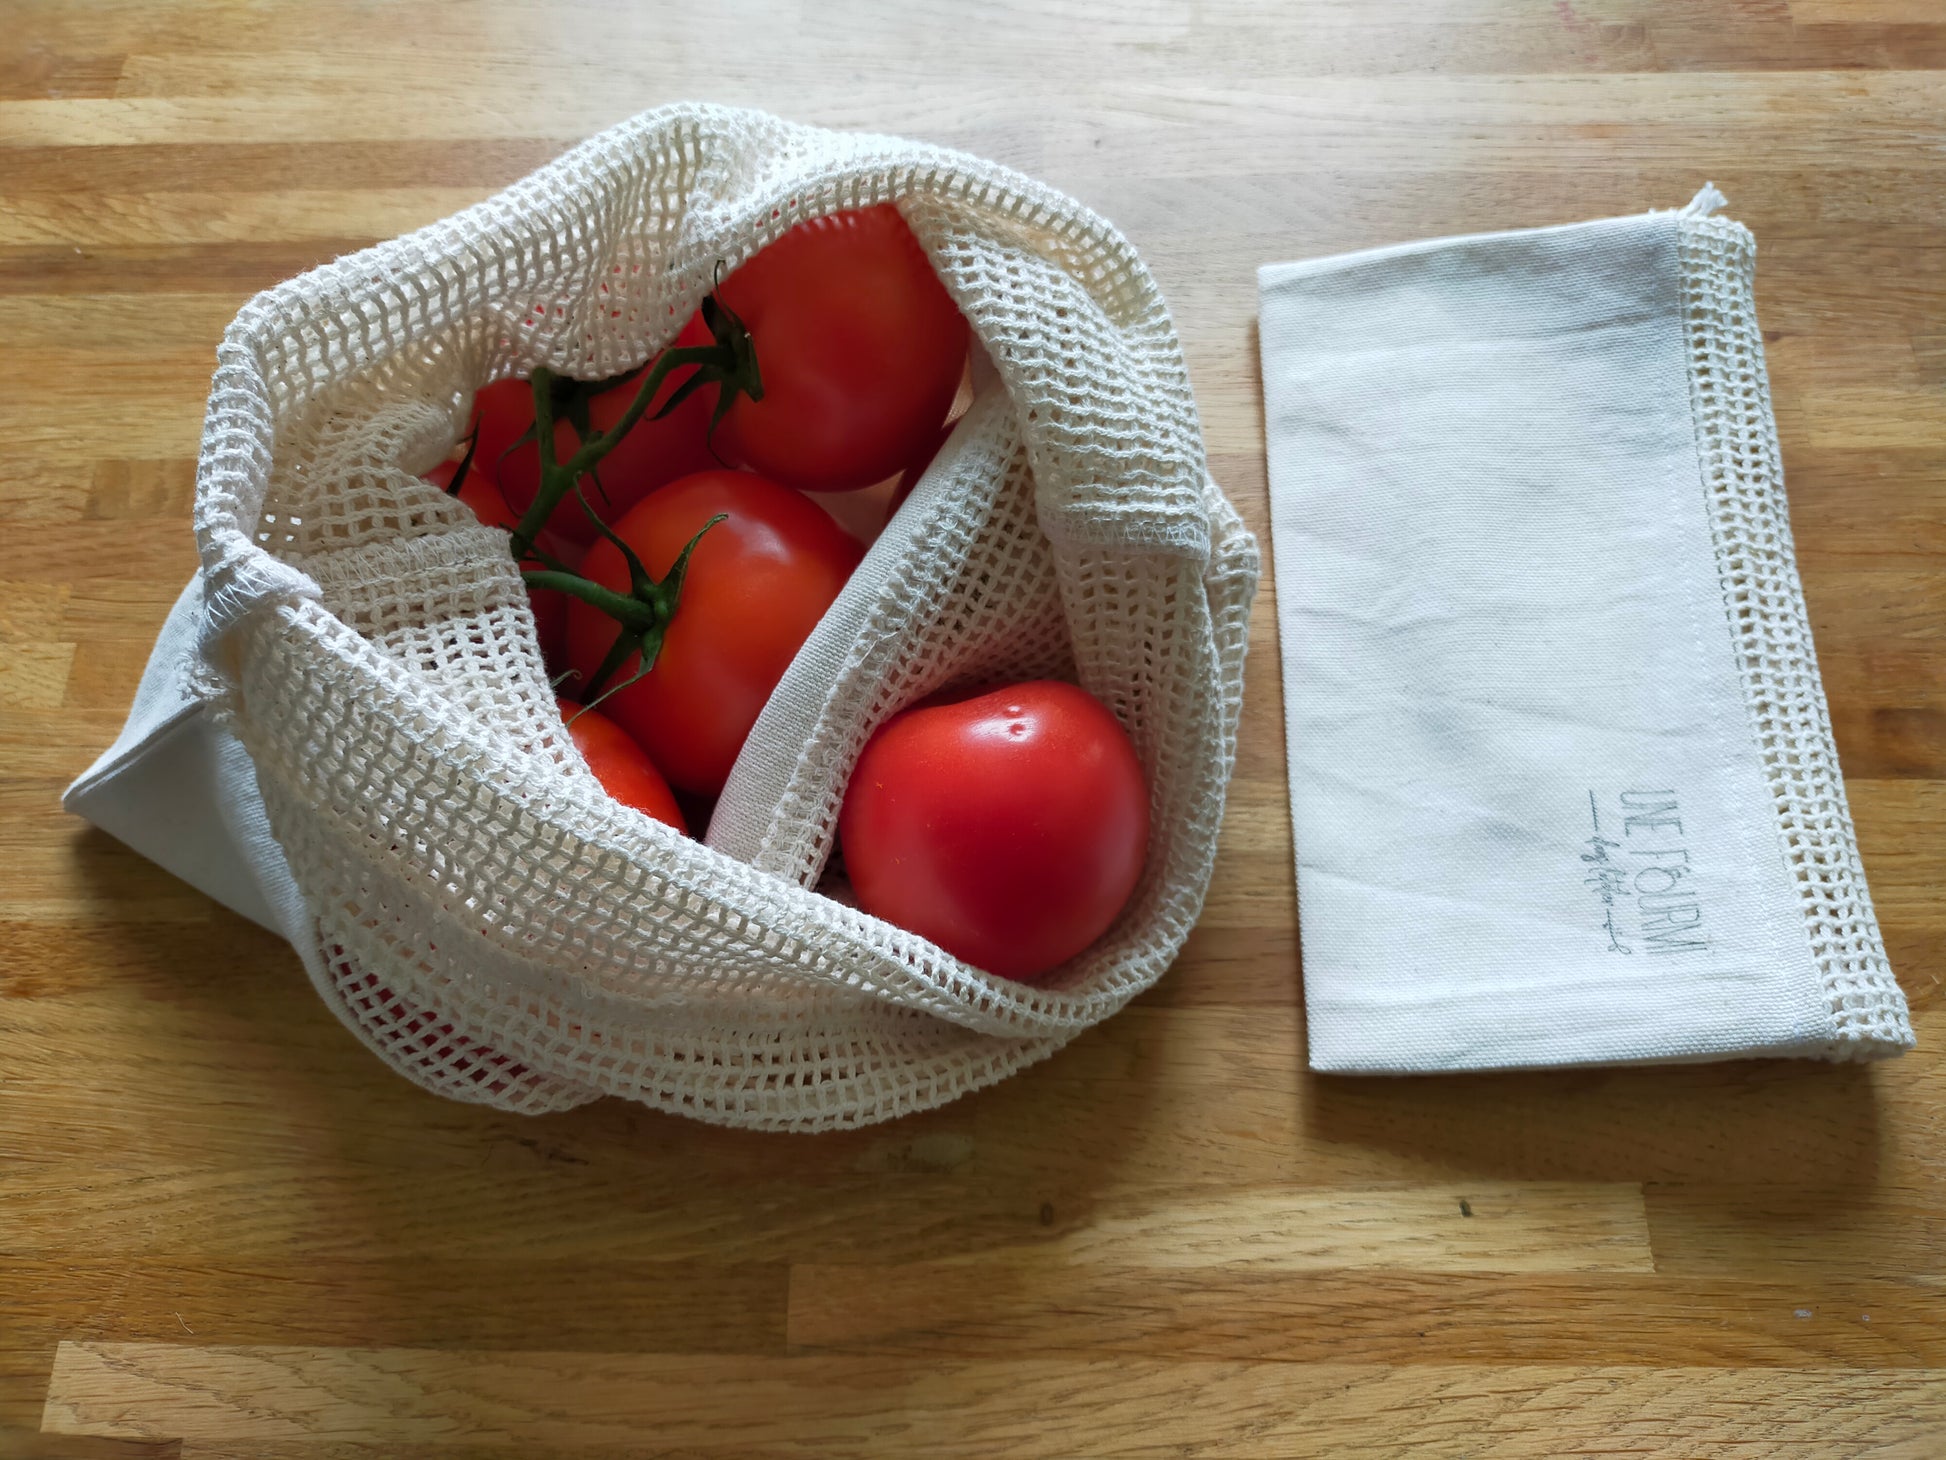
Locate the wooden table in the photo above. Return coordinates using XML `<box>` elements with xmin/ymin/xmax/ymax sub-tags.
<box><xmin>4</xmin><ymin>2</ymin><xmax>1942</xmax><ymax>1455</ymax></box>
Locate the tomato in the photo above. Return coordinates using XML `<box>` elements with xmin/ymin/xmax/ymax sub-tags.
<box><xmin>885</xmin><ymin>411</ymin><xmax>959</xmax><ymax>521</ymax></box>
<box><xmin>563</xmin><ymin>470</ymin><xmax>863</xmax><ymax>795</ymax></box>
<box><xmin>839</xmin><ymin>681</ymin><xmax>1150</xmax><ymax>982</ymax></box>
<box><xmin>474</xmin><ymin>312</ymin><xmax>718</xmax><ymax>546</ymax></box>
<box><xmin>425</xmin><ymin>459</ymin><xmax>572</xmax><ymax>664</ymax></box>
<box><xmin>556</xmin><ymin>698</ymin><xmax>686</xmax><ymax>833</ymax></box>
<box><xmin>426</xmin><ymin>456</ymin><xmax>507</xmax><ymax>528</ymax></box>
<box><xmin>715</xmin><ymin>204</ymin><xmax>966</xmax><ymax>493</ymax></box>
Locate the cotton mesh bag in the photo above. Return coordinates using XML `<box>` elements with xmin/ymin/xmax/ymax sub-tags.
<box><xmin>100</xmin><ymin>104</ymin><xmax>1258</xmax><ymax>1131</ymax></box>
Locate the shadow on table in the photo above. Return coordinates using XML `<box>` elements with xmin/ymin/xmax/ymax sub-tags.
<box><xmin>1303</xmin><ymin>1054</ymin><xmax>1886</xmax><ymax>1189</ymax></box>
<box><xmin>63</xmin><ymin>823</ymin><xmax>1162</xmax><ymax>1275</ymax></box>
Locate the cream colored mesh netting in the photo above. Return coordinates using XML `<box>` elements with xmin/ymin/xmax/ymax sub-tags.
<box><xmin>1675</xmin><ymin>209</ymin><xmax>1911</xmax><ymax>1057</ymax></box>
<box><xmin>189</xmin><ymin>104</ymin><xmax>1260</xmax><ymax>1130</ymax></box>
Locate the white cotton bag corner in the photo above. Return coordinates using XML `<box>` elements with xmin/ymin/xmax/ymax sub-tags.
<box><xmin>1259</xmin><ymin>186</ymin><xmax>1912</xmax><ymax>1074</ymax></box>
<box><xmin>63</xmin><ymin>574</ymin><xmax>305</xmax><ymax>940</ymax></box>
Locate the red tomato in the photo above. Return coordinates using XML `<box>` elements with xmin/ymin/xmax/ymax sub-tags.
<box><xmin>556</xmin><ymin>697</ymin><xmax>686</xmax><ymax>833</ymax></box>
<box><xmin>425</xmin><ymin>460</ymin><xmax>572</xmax><ymax>663</ymax></box>
<box><xmin>715</xmin><ymin>204</ymin><xmax>967</xmax><ymax>493</ymax></box>
<box><xmin>564</xmin><ymin>470</ymin><xmax>863</xmax><ymax>795</ymax></box>
<box><xmin>840</xmin><ymin>681</ymin><xmax>1150</xmax><ymax>982</ymax></box>
<box><xmin>885</xmin><ymin>412</ymin><xmax>959</xmax><ymax>521</ymax></box>
<box><xmin>423</xmin><ymin>457</ymin><xmax>463</xmax><ymax>493</ymax></box>
<box><xmin>475</xmin><ymin>312</ymin><xmax>718</xmax><ymax>545</ymax></box>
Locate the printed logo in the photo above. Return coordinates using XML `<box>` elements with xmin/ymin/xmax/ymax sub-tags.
<box><xmin>1581</xmin><ymin>789</ymin><xmax>1710</xmax><ymax>957</ymax></box>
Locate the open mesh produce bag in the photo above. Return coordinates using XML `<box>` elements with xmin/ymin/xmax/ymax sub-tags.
<box><xmin>74</xmin><ymin>104</ymin><xmax>1259</xmax><ymax>1131</ymax></box>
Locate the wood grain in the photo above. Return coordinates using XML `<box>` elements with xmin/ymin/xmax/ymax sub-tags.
<box><xmin>38</xmin><ymin>1344</ymin><xmax>1946</xmax><ymax>1458</ymax></box>
<box><xmin>3</xmin><ymin>0</ymin><xmax>1943</xmax><ymax>1454</ymax></box>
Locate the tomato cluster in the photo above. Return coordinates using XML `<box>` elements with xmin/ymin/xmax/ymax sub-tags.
<box><xmin>424</xmin><ymin>205</ymin><xmax>1149</xmax><ymax>983</ymax></box>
